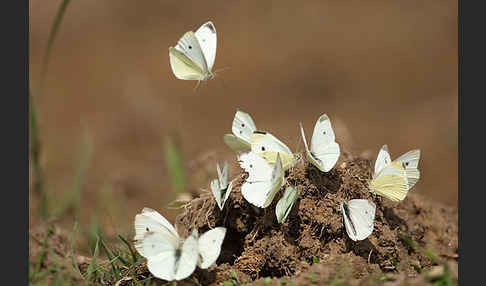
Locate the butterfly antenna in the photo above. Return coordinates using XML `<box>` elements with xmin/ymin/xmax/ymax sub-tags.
<box><xmin>214</xmin><ymin>66</ymin><xmax>231</xmax><ymax>74</ymax></box>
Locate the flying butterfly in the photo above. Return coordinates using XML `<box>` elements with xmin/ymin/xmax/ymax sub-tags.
<box><xmin>299</xmin><ymin>114</ymin><xmax>340</xmax><ymax>172</ymax></box>
<box><xmin>169</xmin><ymin>21</ymin><xmax>218</xmax><ymax>87</ymax></box>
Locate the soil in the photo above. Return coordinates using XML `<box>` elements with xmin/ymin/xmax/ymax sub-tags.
<box><xmin>29</xmin><ymin>150</ymin><xmax>458</xmax><ymax>285</ymax></box>
<box><xmin>172</xmin><ymin>150</ymin><xmax>458</xmax><ymax>285</ymax></box>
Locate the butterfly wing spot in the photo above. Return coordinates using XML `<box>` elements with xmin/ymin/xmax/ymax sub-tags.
<box><xmin>249</xmin><ymin>164</ymin><xmax>253</xmax><ymax>168</ymax></box>
<box><xmin>261</xmin><ymin>147</ymin><xmax>265</xmax><ymax>151</ymax></box>
<box><xmin>240</xmin><ymin>131</ymin><xmax>243</xmax><ymax>134</ymax></box>
<box><xmin>323</xmin><ymin>131</ymin><xmax>326</xmax><ymax>135</ymax></box>
<box><xmin>241</xmin><ymin>123</ymin><xmax>245</xmax><ymax>127</ymax></box>
<box><xmin>188</xmin><ymin>46</ymin><xmax>192</xmax><ymax>49</ymax></box>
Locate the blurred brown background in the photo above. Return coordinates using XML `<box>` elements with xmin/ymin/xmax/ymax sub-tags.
<box><xmin>29</xmin><ymin>0</ymin><xmax>457</xmax><ymax>238</ymax></box>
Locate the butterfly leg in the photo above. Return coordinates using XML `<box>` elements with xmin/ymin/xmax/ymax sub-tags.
<box><xmin>193</xmin><ymin>80</ymin><xmax>201</xmax><ymax>91</ymax></box>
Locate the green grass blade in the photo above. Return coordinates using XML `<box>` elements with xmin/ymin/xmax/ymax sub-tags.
<box><xmin>30</xmin><ymin>89</ymin><xmax>48</xmax><ymax>219</ymax></box>
<box><xmin>118</xmin><ymin>234</ymin><xmax>138</xmax><ymax>264</ymax></box>
<box><xmin>164</xmin><ymin>136</ymin><xmax>186</xmax><ymax>196</ymax></box>
<box><xmin>70</xmin><ymin>222</ymin><xmax>84</xmax><ymax>281</ymax></box>
<box><xmin>86</xmin><ymin>235</ymin><xmax>100</xmax><ymax>281</ymax></box>
<box><xmin>30</xmin><ymin>224</ymin><xmax>53</xmax><ymax>282</ymax></box>
<box><xmin>100</xmin><ymin>237</ymin><xmax>121</xmax><ymax>281</ymax></box>
<box><xmin>38</xmin><ymin>0</ymin><xmax>72</xmax><ymax>100</ymax></box>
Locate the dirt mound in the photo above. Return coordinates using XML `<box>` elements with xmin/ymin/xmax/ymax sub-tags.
<box><xmin>174</xmin><ymin>151</ymin><xmax>458</xmax><ymax>285</ymax></box>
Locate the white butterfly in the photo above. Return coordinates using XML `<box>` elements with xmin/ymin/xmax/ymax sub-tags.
<box><xmin>299</xmin><ymin>114</ymin><xmax>340</xmax><ymax>172</ymax></box>
<box><xmin>369</xmin><ymin>159</ymin><xmax>409</xmax><ymax>202</ymax></box>
<box><xmin>275</xmin><ymin>186</ymin><xmax>299</xmax><ymax>224</ymax></box>
<box><xmin>374</xmin><ymin>144</ymin><xmax>421</xmax><ymax>190</ymax></box>
<box><xmin>238</xmin><ymin>152</ymin><xmax>285</xmax><ymax>208</ymax></box>
<box><xmin>169</xmin><ymin>21</ymin><xmax>217</xmax><ymax>86</ymax></box>
<box><xmin>134</xmin><ymin>208</ymin><xmax>226</xmax><ymax>281</ymax></box>
<box><xmin>341</xmin><ymin>199</ymin><xmax>376</xmax><ymax>241</ymax></box>
<box><xmin>250</xmin><ymin>131</ymin><xmax>296</xmax><ymax>171</ymax></box>
<box><xmin>223</xmin><ymin>109</ymin><xmax>257</xmax><ymax>153</ymax></box>
<box><xmin>210</xmin><ymin>161</ymin><xmax>233</xmax><ymax>210</ymax></box>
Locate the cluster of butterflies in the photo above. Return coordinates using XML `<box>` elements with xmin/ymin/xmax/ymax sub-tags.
<box><xmin>133</xmin><ymin>21</ymin><xmax>422</xmax><ymax>282</ymax></box>
<box><xmin>214</xmin><ymin>110</ymin><xmax>421</xmax><ymax>238</ymax></box>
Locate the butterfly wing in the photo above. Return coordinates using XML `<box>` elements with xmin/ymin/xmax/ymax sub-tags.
<box><xmin>223</xmin><ymin>180</ymin><xmax>233</xmax><ymax>208</ymax></box>
<box><xmin>221</xmin><ymin>161</ymin><xmax>229</xmax><ymax>187</ymax></box>
<box><xmin>175</xmin><ymin>31</ymin><xmax>208</xmax><ymax>72</ymax></box>
<box><xmin>224</xmin><ymin>110</ymin><xmax>257</xmax><ymax>152</ymax></box>
<box><xmin>210</xmin><ymin>178</ymin><xmax>223</xmax><ymax>210</ymax></box>
<box><xmin>275</xmin><ymin>186</ymin><xmax>298</xmax><ymax>224</ymax></box>
<box><xmin>238</xmin><ymin>152</ymin><xmax>273</xmax><ymax>207</ymax></box>
<box><xmin>403</xmin><ymin>168</ymin><xmax>420</xmax><ymax>190</ymax></box>
<box><xmin>370</xmin><ymin>163</ymin><xmax>409</xmax><ymax>202</ymax></box>
<box><xmin>174</xmin><ymin>232</ymin><xmax>199</xmax><ymax>281</ymax></box>
<box><xmin>395</xmin><ymin>149</ymin><xmax>421</xmax><ymax>169</ymax></box>
<box><xmin>169</xmin><ymin>47</ymin><xmax>205</xmax><ymax>80</ymax></box>
<box><xmin>299</xmin><ymin>122</ymin><xmax>311</xmax><ymax>154</ymax></box>
<box><xmin>238</xmin><ymin>152</ymin><xmax>283</xmax><ymax>208</ymax></box>
<box><xmin>374</xmin><ymin>145</ymin><xmax>392</xmax><ymax>177</ymax></box>
<box><xmin>194</xmin><ymin>21</ymin><xmax>217</xmax><ymax>71</ymax></box>
<box><xmin>307</xmin><ymin>114</ymin><xmax>340</xmax><ymax>172</ymax></box>
<box><xmin>232</xmin><ymin>110</ymin><xmax>257</xmax><ymax>143</ymax></box>
<box><xmin>197</xmin><ymin>227</ymin><xmax>227</xmax><ymax>269</ymax></box>
<box><xmin>250</xmin><ymin>132</ymin><xmax>295</xmax><ymax>171</ymax></box>
<box><xmin>223</xmin><ymin>134</ymin><xmax>251</xmax><ymax>153</ymax></box>
<box><xmin>238</xmin><ymin>151</ymin><xmax>273</xmax><ymax>179</ymax></box>
<box><xmin>134</xmin><ymin>208</ymin><xmax>179</xmax><ymax>257</ymax></box>
<box><xmin>395</xmin><ymin>149</ymin><xmax>421</xmax><ymax>190</ymax></box>
<box><xmin>142</xmin><ymin>232</ymin><xmax>178</xmax><ymax>281</ymax></box>
<box><xmin>264</xmin><ymin>154</ymin><xmax>285</xmax><ymax>207</ymax></box>
<box><xmin>310</xmin><ymin>114</ymin><xmax>336</xmax><ymax>149</ymax></box>
<box><xmin>343</xmin><ymin>199</ymin><xmax>376</xmax><ymax>241</ymax></box>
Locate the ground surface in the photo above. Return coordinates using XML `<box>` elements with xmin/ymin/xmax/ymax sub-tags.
<box><xmin>30</xmin><ymin>151</ymin><xmax>458</xmax><ymax>285</ymax></box>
